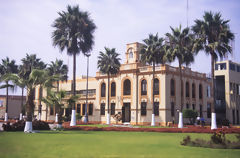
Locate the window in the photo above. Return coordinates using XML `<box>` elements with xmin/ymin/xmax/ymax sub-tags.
<box><xmin>77</xmin><ymin>89</ymin><xmax>96</xmax><ymax>95</ymax></box>
<box><xmin>39</xmin><ymin>87</ymin><xmax>42</xmax><ymax>99</ymax></box>
<box><xmin>192</xmin><ymin>83</ymin><xmax>195</xmax><ymax>98</ymax></box>
<box><xmin>207</xmin><ymin>103</ymin><xmax>211</xmax><ymax>118</ymax></box>
<box><xmin>236</xmin><ymin>84</ymin><xmax>240</xmax><ymax>95</ymax></box>
<box><xmin>123</xmin><ymin>79</ymin><xmax>131</xmax><ymax>95</ymax></box>
<box><xmin>233</xmin><ymin>110</ymin><xmax>235</xmax><ymax>124</ymax></box>
<box><xmin>215</xmin><ymin>63</ymin><xmax>226</xmax><ymax>70</ymax></box>
<box><xmin>170</xmin><ymin>79</ymin><xmax>175</xmax><ymax>96</ymax></box>
<box><xmin>111</xmin><ymin>103</ymin><xmax>115</xmax><ymax>115</ymax></box>
<box><xmin>129</xmin><ymin>48</ymin><xmax>133</xmax><ymax>58</ymax></box>
<box><xmin>237</xmin><ymin>66</ymin><xmax>240</xmax><ymax>72</ymax></box>
<box><xmin>186</xmin><ymin>82</ymin><xmax>189</xmax><ymax>97</ymax></box>
<box><xmin>89</xmin><ymin>104</ymin><xmax>93</xmax><ymax>115</ymax></box>
<box><xmin>186</xmin><ymin>104</ymin><xmax>189</xmax><ymax>109</ymax></box>
<box><xmin>192</xmin><ymin>104</ymin><xmax>195</xmax><ymax>110</ymax></box>
<box><xmin>82</xmin><ymin>104</ymin><xmax>86</xmax><ymax>115</ymax></box>
<box><xmin>101</xmin><ymin>83</ymin><xmax>106</xmax><ymax>97</ymax></box>
<box><xmin>100</xmin><ymin>103</ymin><xmax>105</xmax><ymax>115</ymax></box>
<box><xmin>154</xmin><ymin>102</ymin><xmax>159</xmax><ymax>116</ymax></box>
<box><xmin>50</xmin><ymin>106</ymin><xmax>54</xmax><ymax>115</ymax></box>
<box><xmin>171</xmin><ymin>102</ymin><xmax>175</xmax><ymax>117</ymax></box>
<box><xmin>141</xmin><ymin>102</ymin><xmax>147</xmax><ymax>116</ymax></box>
<box><xmin>0</xmin><ymin>100</ymin><xmax>3</xmax><ymax>107</ymax></box>
<box><xmin>207</xmin><ymin>85</ymin><xmax>211</xmax><ymax>98</ymax></box>
<box><xmin>199</xmin><ymin>84</ymin><xmax>202</xmax><ymax>99</ymax></box>
<box><xmin>111</xmin><ymin>82</ymin><xmax>116</xmax><ymax>97</ymax></box>
<box><xmin>230</xmin><ymin>63</ymin><xmax>236</xmax><ymax>71</ymax></box>
<box><xmin>77</xmin><ymin>104</ymin><xmax>81</xmax><ymax>114</ymax></box>
<box><xmin>200</xmin><ymin>104</ymin><xmax>203</xmax><ymax>117</ymax></box>
<box><xmin>141</xmin><ymin>79</ymin><xmax>147</xmax><ymax>95</ymax></box>
<box><xmin>154</xmin><ymin>78</ymin><xmax>159</xmax><ymax>95</ymax></box>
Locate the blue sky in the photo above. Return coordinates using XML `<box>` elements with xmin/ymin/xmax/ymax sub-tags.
<box><xmin>0</xmin><ymin>0</ymin><xmax>240</xmax><ymax>95</ymax></box>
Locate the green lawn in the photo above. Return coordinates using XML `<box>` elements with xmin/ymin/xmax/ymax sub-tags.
<box><xmin>0</xmin><ymin>131</ymin><xmax>239</xmax><ymax>158</ymax></box>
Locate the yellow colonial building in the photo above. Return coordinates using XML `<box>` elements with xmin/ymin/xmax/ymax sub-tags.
<box><xmin>34</xmin><ymin>42</ymin><xmax>213</xmax><ymax>126</ymax></box>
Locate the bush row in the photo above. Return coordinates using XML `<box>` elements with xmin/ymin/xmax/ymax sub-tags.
<box><xmin>2</xmin><ymin>120</ymin><xmax>50</xmax><ymax>131</ymax></box>
<box><xmin>63</xmin><ymin>124</ymin><xmax>240</xmax><ymax>133</ymax></box>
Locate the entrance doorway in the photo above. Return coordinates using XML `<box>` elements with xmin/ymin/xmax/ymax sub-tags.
<box><xmin>122</xmin><ymin>103</ymin><xmax>131</xmax><ymax>122</ymax></box>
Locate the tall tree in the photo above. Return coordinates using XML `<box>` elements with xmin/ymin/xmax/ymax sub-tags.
<box><xmin>165</xmin><ymin>25</ymin><xmax>195</xmax><ymax>128</ymax></box>
<box><xmin>140</xmin><ymin>33</ymin><xmax>166</xmax><ymax>126</ymax></box>
<box><xmin>192</xmin><ymin>11</ymin><xmax>234</xmax><ymax>129</ymax></box>
<box><xmin>47</xmin><ymin>59</ymin><xmax>68</xmax><ymax>92</ymax></box>
<box><xmin>3</xmin><ymin>69</ymin><xmax>58</xmax><ymax>132</ymax></box>
<box><xmin>21</xmin><ymin>54</ymin><xmax>46</xmax><ymax>121</ymax></box>
<box><xmin>97</xmin><ymin>47</ymin><xmax>121</xmax><ymax>125</ymax></box>
<box><xmin>0</xmin><ymin>57</ymin><xmax>18</xmax><ymax>121</ymax></box>
<box><xmin>52</xmin><ymin>5</ymin><xmax>96</xmax><ymax>126</ymax></box>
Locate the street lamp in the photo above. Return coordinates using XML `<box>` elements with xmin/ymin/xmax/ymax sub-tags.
<box><xmin>84</xmin><ymin>53</ymin><xmax>90</xmax><ymax>123</ymax></box>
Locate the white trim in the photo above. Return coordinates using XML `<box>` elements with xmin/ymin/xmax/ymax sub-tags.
<box><xmin>70</xmin><ymin>110</ymin><xmax>76</xmax><ymax>126</ymax></box>
<box><xmin>151</xmin><ymin>114</ymin><xmax>155</xmax><ymax>126</ymax></box>
<box><xmin>178</xmin><ymin>112</ymin><xmax>183</xmax><ymax>128</ymax></box>
<box><xmin>24</xmin><ymin>121</ymin><xmax>33</xmax><ymax>133</ymax></box>
<box><xmin>211</xmin><ymin>112</ymin><xmax>217</xmax><ymax>129</ymax></box>
<box><xmin>106</xmin><ymin>113</ymin><xmax>110</xmax><ymax>125</ymax></box>
<box><xmin>4</xmin><ymin>113</ymin><xmax>8</xmax><ymax>122</ymax></box>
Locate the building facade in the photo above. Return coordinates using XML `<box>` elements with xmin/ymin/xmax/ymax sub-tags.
<box><xmin>0</xmin><ymin>95</ymin><xmax>25</xmax><ymax>119</ymax></box>
<box><xmin>215</xmin><ymin>60</ymin><xmax>240</xmax><ymax>124</ymax></box>
<box><xmin>35</xmin><ymin>42</ymin><xmax>213</xmax><ymax>125</ymax></box>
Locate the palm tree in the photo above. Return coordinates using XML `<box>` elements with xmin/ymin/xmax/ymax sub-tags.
<box><xmin>140</xmin><ymin>33</ymin><xmax>166</xmax><ymax>126</ymax></box>
<box><xmin>17</xmin><ymin>64</ymin><xmax>27</xmax><ymax>120</ymax></box>
<box><xmin>0</xmin><ymin>57</ymin><xmax>18</xmax><ymax>121</ymax></box>
<box><xmin>3</xmin><ymin>69</ymin><xmax>58</xmax><ymax>132</ymax></box>
<box><xmin>192</xmin><ymin>11</ymin><xmax>234</xmax><ymax>129</ymax></box>
<box><xmin>47</xmin><ymin>59</ymin><xmax>68</xmax><ymax>122</ymax></box>
<box><xmin>42</xmin><ymin>90</ymin><xmax>66</xmax><ymax>128</ymax></box>
<box><xmin>52</xmin><ymin>5</ymin><xmax>96</xmax><ymax>126</ymax></box>
<box><xmin>47</xmin><ymin>59</ymin><xmax>68</xmax><ymax>92</ymax></box>
<box><xmin>21</xmin><ymin>54</ymin><xmax>46</xmax><ymax>121</ymax></box>
<box><xmin>97</xmin><ymin>47</ymin><xmax>121</xmax><ymax>125</ymax></box>
<box><xmin>165</xmin><ymin>25</ymin><xmax>195</xmax><ymax>128</ymax></box>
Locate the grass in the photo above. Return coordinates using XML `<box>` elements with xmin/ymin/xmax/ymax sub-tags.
<box><xmin>0</xmin><ymin>131</ymin><xmax>240</xmax><ymax>158</ymax></box>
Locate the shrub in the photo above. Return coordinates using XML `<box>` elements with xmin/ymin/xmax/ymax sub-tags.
<box><xmin>183</xmin><ymin>109</ymin><xmax>198</xmax><ymax>125</ymax></box>
<box><xmin>2</xmin><ymin>120</ymin><xmax>50</xmax><ymax>131</ymax></box>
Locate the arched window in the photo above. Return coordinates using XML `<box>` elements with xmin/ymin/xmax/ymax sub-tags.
<box><xmin>101</xmin><ymin>82</ymin><xmax>106</xmax><ymax>97</ymax></box>
<box><xmin>192</xmin><ymin>83</ymin><xmax>195</xmax><ymax>98</ymax></box>
<box><xmin>123</xmin><ymin>79</ymin><xmax>131</xmax><ymax>95</ymax></box>
<box><xmin>199</xmin><ymin>84</ymin><xmax>202</xmax><ymax>99</ymax></box>
<box><xmin>141</xmin><ymin>79</ymin><xmax>147</xmax><ymax>95</ymax></box>
<box><xmin>128</xmin><ymin>48</ymin><xmax>133</xmax><ymax>58</ymax></box>
<box><xmin>111</xmin><ymin>82</ymin><xmax>116</xmax><ymax>97</ymax></box>
<box><xmin>186</xmin><ymin>82</ymin><xmax>189</xmax><ymax>97</ymax></box>
<box><xmin>154</xmin><ymin>78</ymin><xmax>159</xmax><ymax>95</ymax></box>
<box><xmin>170</xmin><ymin>79</ymin><xmax>175</xmax><ymax>96</ymax></box>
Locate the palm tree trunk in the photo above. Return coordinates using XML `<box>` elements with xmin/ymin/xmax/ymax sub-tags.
<box><xmin>6</xmin><ymin>82</ymin><xmax>9</xmax><ymax>113</ymax></box>
<box><xmin>107</xmin><ymin>72</ymin><xmax>110</xmax><ymax>125</ymax></box>
<box><xmin>57</xmin><ymin>81</ymin><xmax>59</xmax><ymax>92</ymax></box>
<box><xmin>20</xmin><ymin>87</ymin><xmax>24</xmax><ymax>120</ymax></box>
<box><xmin>70</xmin><ymin>53</ymin><xmax>76</xmax><ymax>126</ymax></box>
<box><xmin>211</xmin><ymin>54</ymin><xmax>217</xmax><ymax>129</ymax></box>
<box><xmin>73</xmin><ymin>53</ymin><xmax>76</xmax><ymax>107</ymax></box>
<box><xmin>24</xmin><ymin>88</ymin><xmax>34</xmax><ymax>132</ymax></box>
<box><xmin>5</xmin><ymin>81</ymin><xmax>9</xmax><ymax>121</ymax></box>
<box><xmin>38</xmin><ymin>86</ymin><xmax>42</xmax><ymax>120</ymax></box>
<box><xmin>151</xmin><ymin>62</ymin><xmax>155</xmax><ymax>126</ymax></box>
<box><xmin>178</xmin><ymin>60</ymin><xmax>184</xmax><ymax>128</ymax></box>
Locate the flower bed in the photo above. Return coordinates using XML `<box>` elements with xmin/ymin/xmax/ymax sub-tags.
<box><xmin>63</xmin><ymin>123</ymin><xmax>240</xmax><ymax>133</ymax></box>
